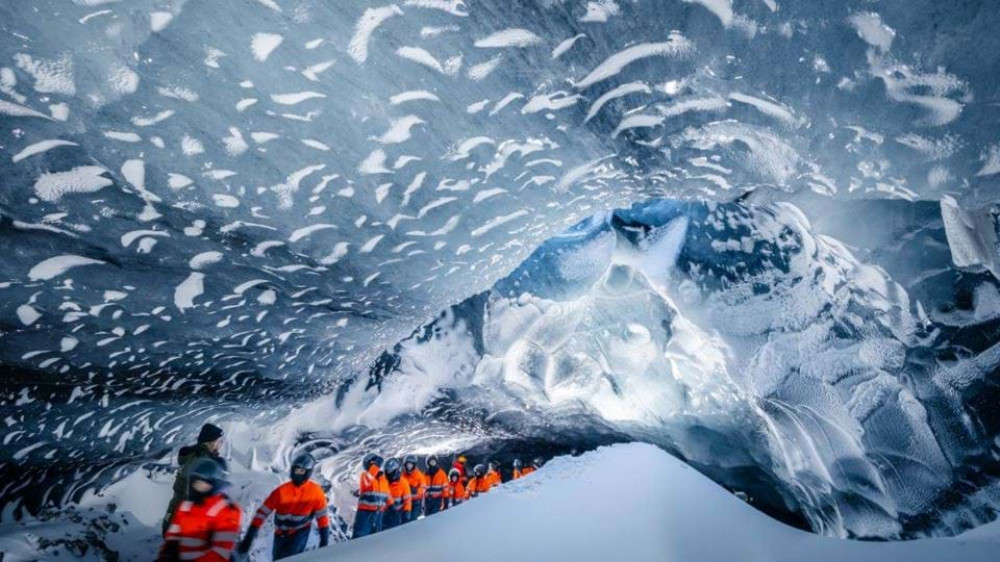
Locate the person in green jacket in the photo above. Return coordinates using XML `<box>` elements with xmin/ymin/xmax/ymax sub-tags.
<box><xmin>161</xmin><ymin>423</ymin><xmax>226</xmax><ymax>535</ymax></box>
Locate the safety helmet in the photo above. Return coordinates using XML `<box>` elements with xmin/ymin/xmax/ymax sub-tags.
<box><xmin>290</xmin><ymin>452</ymin><xmax>316</xmax><ymax>485</ymax></box>
<box><xmin>362</xmin><ymin>453</ymin><xmax>384</xmax><ymax>470</ymax></box>
<box><xmin>488</xmin><ymin>460</ymin><xmax>499</xmax><ymax>471</ymax></box>
<box><xmin>188</xmin><ymin>458</ymin><xmax>229</xmax><ymax>501</ymax></box>
<box><xmin>385</xmin><ymin>458</ymin><xmax>401</xmax><ymax>481</ymax></box>
<box><xmin>473</xmin><ymin>464</ymin><xmax>486</xmax><ymax>477</ymax></box>
<box><xmin>513</xmin><ymin>458</ymin><xmax>522</xmax><ymax>469</ymax></box>
<box><xmin>403</xmin><ymin>454</ymin><xmax>418</xmax><ymax>472</ymax></box>
<box><xmin>457</xmin><ymin>455</ymin><xmax>467</xmax><ymax>463</ymax></box>
<box><xmin>448</xmin><ymin>468</ymin><xmax>461</xmax><ymax>481</ymax></box>
<box><xmin>532</xmin><ymin>457</ymin><xmax>543</xmax><ymax>468</ymax></box>
<box><xmin>426</xmin><ymin>455</ymin><xmax>439</xmax><ymax>469</ymax></box>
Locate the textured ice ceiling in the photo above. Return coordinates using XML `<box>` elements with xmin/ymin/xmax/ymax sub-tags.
<box><xmin>0</xmin><ymin>0</ymin><xmax>998</xmax><ymax>527</ymax></box>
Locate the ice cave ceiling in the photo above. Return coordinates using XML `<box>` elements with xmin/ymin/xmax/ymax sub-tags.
<box><xmin>1</xmin><ymin>0</ymin><xmax>999</xmax><ymax>540</ymax></box>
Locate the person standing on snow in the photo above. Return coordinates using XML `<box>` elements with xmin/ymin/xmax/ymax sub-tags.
<box><xmin>485</xmin><ymin>461</ymin><xmax>502</xmax><ymax>488</ymax></box>
<box><xmin>401</xmin><ymin>455</ymin><xmax>427</xmax><ymax>523</ymax></box>
<box><xmin>383</xmin><ymin>459</ymin><xmax>412</xmax><ymax>530</ymax></box>
<box><xmin>424</xmin><ymin>456</ymin><xmax>448</xmax><ymax>516</ymax></box>
<box><xmin>162</xmin><ymin>423</ymin><xmax>226</xmax><ymax>535</ymax></box>
<box><xmin>158</xmin><ymin>458</ymin><xmax>242</xmax><ymax>562</ymax></box>
<box><xmin>237</xmin><ymin>453</ymin><xmax>331</xmax><ymax>560</ymax></box>
<box><xmin>512</xmin><ymin>459</ymin><xmax>525</xmax><ymax>480</ymax></box>
<box><xmin>466</xmin><ymin>464</ymin><xmax>492</xmax><ymax>499</ymax></box>
<box><xmin>353</xmin><ymin>453</ymin><xmax>392</xmax><ymax>539</ymax></box>
<box><xmin>443</xmin><ymin>468</ymin><xmax>467</xmax><ymax>508</ymax></box>
<box><xmin>521</xmin><ymin>457</ymin><xmax>542</xmax><ymax>477</ymax></box>
<box><xmin>451</xmin><ymin>454</ymin><xmax>468</xmax><ymax>485</ymax></box>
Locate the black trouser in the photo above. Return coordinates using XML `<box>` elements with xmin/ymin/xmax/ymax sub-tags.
<box><xmin>425</xmin><ymin>496</ymin><xmax>443</xmax><ymax>515</ymax></box>
<box><xmin>352</xmin><ymin>510</ymin><xmax>382</xmax><ymax>539</ymax></box>
<box><xmin>383</xmin><ymin>509</ymin><xmax>405</xmax><ymax>530</ymax></box>
<box><xmin>272</xmin><ymin>528</ymin><xmax>310</xmax><ymax>560</ymax></box>
<box><xmin>407</xmin><ymin>499</ymin><xmax>423</xmax><ymax>522</ymax></box>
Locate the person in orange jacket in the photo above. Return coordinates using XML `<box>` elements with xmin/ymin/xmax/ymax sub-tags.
<box><xmin>512</xmin><ymin>458</ymin><xmax>525</xmax><ymax>480</ymax></box>
<box><xmin>520</xmin><ymin>457</ymin><xmax>542</xmax><ymax>477</ymax></box>
<box><xmin>486</xmin><ymin>461</ymin><xmax>502</xmax><ymax>488</ymax></box>
<box><xmin>466</xmin><ymin>464</ymin><xmax>492</xmax><ymax>498</ymax></box>
<box><xmin>401</xmin><ymin>455</ymin><xmax>427</xmax><ymax>523</ymax></box>
<box><xmin>238</xmin><ymin>453</ymin><xmax>330</xmax><ymax>560</ymax></box>
<box><xmin>383</xmin><ymin>458</ymin><xmax>412</xmax><ymax>530</ymax></box>
<box><xmin>353</xmin><ymin>453</ymin><xmax>392</xmax><ymax>539</ymax></box>
<box><xmin>443</xmin><ymin>468</ymin><xmax>467</xmax><ymax>508</ymax></box>
<box><xmin>451</xmin><ymin>454</ymin><xmax>468</xmax><ymax>485</ymax></box>
<box><xmin>424</xmin><ymin>456</ymin><xmax>448</xmax><ymax>516</ymax></box>
<box><xmin>158</xmin><ymin>458</ymin><xmax>242</xmax><ymax>562</ymax></box>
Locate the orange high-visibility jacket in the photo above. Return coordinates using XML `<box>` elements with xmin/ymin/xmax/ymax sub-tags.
<box><xmin>520</xmin><ymin>466</ymin><xmax>536</xmax><ymax>477</ymax></box>
<box><xmin>158</xmin><ymin>494</ymin><xmax>242</xmax><ymax>562</ymax></box>
<box><xmin>358</xmin><ymin>465</ymin><xmax>393</xmax><ymax>512</ymax></box>
<box><xmin>425</xmin><ymin>468</ymin><xmax>448</xmax><ymax>502</ymax></box>
<box><xmin>512</xmin><ymin>468</ymin><xmax>523</xmax><ymax>480</ymax></box>
<box><xmin>466</xmin><ymin>476</ymin><xmax>491</xmax><ymax>498</ymax></box>
<box><xmin>402</xmin><ymin>468</ymin><xmax>427</xmax><ymax>501</ymax></box>
<box><xmin>387</xmin><ymin>479</ymin><xmax>412</xmax><ymax>513</ymax></box>
<box><xmin>250</xmin><ymin>480</ymin><xmax>330</xmax><ymax>536</ymax></box>
<box><xmin>485</xmin><ymin>469</ymin><xmax>501</xmax><ymax>488</ymax></box>
<box><xmin>444</xmin><ymin>480</ymin><xmax>467</xmax><ymax>506</ymax></box>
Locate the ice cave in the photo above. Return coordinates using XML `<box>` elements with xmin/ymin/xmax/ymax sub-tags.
<box><xmin>0</xmin><ymin>0</ymin><xmax>998</xmax><ymax>560</ymax></box>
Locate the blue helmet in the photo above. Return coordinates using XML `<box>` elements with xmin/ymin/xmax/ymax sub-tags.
<box><xmin>187</xmin><ymin>458</ymin><xmax>228</xmax><ymax>500</ymax></box>
<box><xmin>426</xmin><ymin>455</ymin><xmax>440</xmax><ymax>469</ymax></box>
<box><xmin>384</xmin><ymin>458</ymin><xmax>402</xmax><ymax>481</ymax></box>
<box><xmin>291</xmin><ymin>452</ymin><xmax>316</xmax><ymax>485</ymax></box>
<box><xmin>403</xmin><ymin>454</ymin><xmax>419</xmax><ymax>472</ymax></box>
<box><xmin>363</xmin><ymin>453</ymin><xmax>384</xmax><ymax>470</ymax></box>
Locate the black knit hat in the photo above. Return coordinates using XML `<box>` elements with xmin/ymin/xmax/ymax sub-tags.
<box><xmin>197</xmin><ymin>423</ymin><xmax>224</xmax><ymax>444</ymax></box>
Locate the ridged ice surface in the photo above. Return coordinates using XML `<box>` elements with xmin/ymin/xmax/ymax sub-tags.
<box><xmin>0</xmin><ymin>0</ymin><xmax>998</xmax><ymax>541</ymax></box>
<box><xmin>336</xmin><ymin>199</ymin><xmax>999</xmax><ymax>538</ymax></box>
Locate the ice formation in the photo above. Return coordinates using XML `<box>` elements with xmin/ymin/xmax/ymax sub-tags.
<box><xmin>325</xmin><ymin>199</ymin><xmax>999</xmax><ymax>539</ymax></box>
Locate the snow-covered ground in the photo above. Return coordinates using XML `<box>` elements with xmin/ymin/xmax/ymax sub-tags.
<box><xmin>0</xmin><ymin>451</ymin><xmax>340</xmax><ymax>561</ymax></box>
<box><xmin>4</xmin><ymin>442</ymin><xmax>998</xmax><ymax>561</ymax></box>
<box><xmin>302</xmin><ymin>443</ymin><xmax>1000</xmax><ymax>562</ymax></box>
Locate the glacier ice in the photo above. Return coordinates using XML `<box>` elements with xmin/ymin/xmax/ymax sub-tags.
<box><xmin>324</xmin><ymin>198</ymin><xmax>1000</xmax><ymax>538</ymax></box>
<box><xmin>0</xmin><ymin>0</ymin><xmax>998</xmax><ymax>551</ymax></box>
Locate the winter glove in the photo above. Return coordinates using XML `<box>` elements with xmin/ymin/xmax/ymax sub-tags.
<box><xmin>156</xmin><ymin>539</ymin><xmax>179</xmax><ymax>562</ymax></box>
<box><xmin>318</xmin><ymin>526</ymin><xmax>331</xmax><ymax>547</ymax></box>
<box><xmin>237</xmin><ymin>527</ymin><xmax>257</xmax><ymax>554</ymax></box>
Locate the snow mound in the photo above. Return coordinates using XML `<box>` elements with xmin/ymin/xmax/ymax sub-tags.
<box><xmin>305</xmin><ymin>443</ymin><xmax>999</xmax><ymax>562</ymax></box>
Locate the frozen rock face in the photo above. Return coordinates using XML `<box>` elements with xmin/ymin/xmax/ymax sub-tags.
<box><xmin>335</xmin><ymin>199</ymin><xmax>1000</xmax><ymax>539</ymax></box>
<box><xmin>0</xmin><ymin>0</ymin><xmax>998</xmax><ymax>537</ymax></box>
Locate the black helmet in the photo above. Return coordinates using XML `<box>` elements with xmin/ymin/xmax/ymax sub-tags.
<box><xmin>290</xmin><ymin>452</ymin><xmax>316</xmax><ymax>485</ymax></box>
<box><xmin>473</xmin><ymin>464</ymin><xmax>486</xmax><ymax>477</ymax></box>
<box><xmin>363</xmin><ymin>453</ymin><xmax>384</xmax><ymax>470</ymax></box>
<box><xmin>188</xmin><ymin>458</ymin><xmax>228</xmax><ymax>501</ymax></box>
<box><xmin>403</xmin><ymin>454</ymin><xmax>418</xmax><ymax>472</ymax></box>
<box><xmin>532</xmin><ymin>457</ymin><xmax>543</xmax><ymax>468</ymax></box>
<box><xmin>426</xmin><ymin>455</ymin><xmax>439</xmax><ymax>470</ymax></box>
<box><xmin>513</xmin><ymin>458</ymin><xmax>523</xmax><ymax>469</ymax></box>
<box><xmin>385</xmin><ymin>458</ymin><xmax>401</xmax><ymax>481</ymax></box>
<box><xmin>448</xmin><ymin>468</ymin><xmax>461</xmax><ymax>481</ymax></box>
